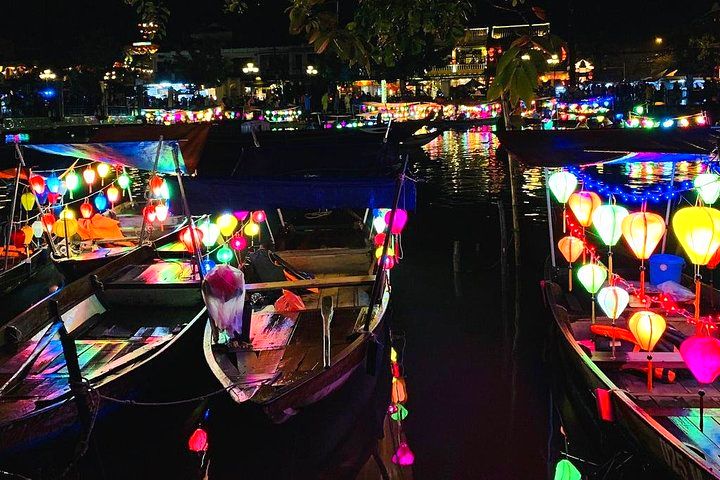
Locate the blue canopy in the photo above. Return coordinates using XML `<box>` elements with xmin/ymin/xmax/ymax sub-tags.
<box><xmin>26</xmin><ymin>141</ymin><xmax>185</xmax><ymax>174</ymax></box>
<box><xmin>179</xmin><ymin>177</ymin><xmax>416</xmax><ymax>211</ymax></box>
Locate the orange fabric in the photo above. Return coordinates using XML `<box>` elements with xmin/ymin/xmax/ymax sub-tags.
<box><xmin>590</xmin><ymin>324</ymin><xmax>639</xmax><ymax>347</ymax></box>
<box><xmin>0</xmin><ymin>245</ymin><xmax>27</xmax><ymax>258</ymax></box>
<box><xmin>77</xmin><ymin>214</ymin><xmax>125</xmax><ymax>241</ymax></box>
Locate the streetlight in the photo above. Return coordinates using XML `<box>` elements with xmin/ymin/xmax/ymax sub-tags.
<box><xmin>655</xmin><ymin>37</ymin><xmax>663</xmax><ymax>46</ymax></box>
<box><xmin>39</xmin><ymin>69</ymin><xmax>56</xmax><ymax>81</ymax></box>
<box><xmin>242</xmin><ymin>62</ymin><xmax>259</xmax><ymax>74</ymax></box>
<box><xmin>546</xmin><ymin>54</ymin><xmax>560</xmax><ymax>66</ymax></box>
<box><xmin>306</xmin><ymin>65</ymin><xmax>318</xmax><ymax>75</ymax></box>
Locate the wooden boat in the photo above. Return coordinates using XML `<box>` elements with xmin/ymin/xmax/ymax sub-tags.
<box><xmin>0</xmin><ymin>245</ymin><xmax>206</xmax><ymax>458</ymax></box>
<box><xmin>0</xmin><ymin>247</ymin><xmax>49</xmax><ymax>295</ymax></box>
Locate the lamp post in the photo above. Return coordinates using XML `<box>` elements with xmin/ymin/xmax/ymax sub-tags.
<box><xmin>39</xmin><ymin>69</ymin><xmax>63</xmax><ymax>119</ymax></box>
<box><xmin>242</xmin><ymin>62</ymin><xmax>259</xmax><ymax>75</ymax></box>
<box><xmin>306</xmin><ymin>65</ymin><xmax>318</xmax><ymax>76</ymax></box>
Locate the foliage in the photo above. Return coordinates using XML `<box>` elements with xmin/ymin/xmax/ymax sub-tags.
<box><xmin>123</xmin><ymin>0</ymin><xmax>170</xmax><ymax>39</ymax></box>
<box><xmin>689</xmin><ymin>34</ymin><xmax>720</xmax><ymax>74</ymax></box>
<box><xmin>287</xmin><ymin>0</ymin><xmax>473</xmax><ymax>78</ymax></box>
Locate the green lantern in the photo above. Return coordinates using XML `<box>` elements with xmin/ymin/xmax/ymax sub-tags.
<box><xmin>554</xmin><ymin>459</ymin><xmax>581</xmax><ymax>480</ymax></box>
<box><xmin>577</xmin><ymin>263</ymin><xmax>607</xmax><ymax>324</ymax></box>
<box><xmin>216</xmin><ymin>245</ymin><xmax>233</xmax><ymax>264</ymax></box>
<box><xmin>694</xmin><ymin>173</ymin><xmax>720</xmax><ymax>205</ymax></box>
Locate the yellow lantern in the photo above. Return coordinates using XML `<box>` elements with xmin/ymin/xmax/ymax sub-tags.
<box><xmin>53</xmin><ymin>217</ymin><xmax>79</xmax><ymax>238</ymax></box>
<box><xmin>20</xmin><ymin>226</ymin><xmax>33</xmax><ymax>246</ymax></box>
<box><xmin>672</xmin><ymin>206</ymin><xmax>720</xmax><ymax>326</ymax></box>
<box><xmin>567</xmin><ymin>191</ymin><xmax>601</xmax><ymax>227</ymax></box>
<box><xmin>59</xmin><ymin>208</ymin><xmax>75</xmax><ymax>220</ymax></box>
<box><xmin>20</xmin><ymin>192</ymin><xmax>35</xmax><ymax>211</ymax></box>
<box><xmin>621</xmin><ymin>211</ymin><xmax>665</xmax><ymax>300</ymax></box>
<box><xmin>628</xmin><ymin>311</ymin><xmax>666</xmax><ymax>391</ymax></box>
<box><xmin>216</xmin><ymin>213</ymin><xmax>238</xmax><ymax>237</ymax></box>
<box><xmin>557</xmin><ymin>236</ymin><xmax>584</xmax><ymax>291</ymax></box>
<box><xmin>96</xmin><ymin>162</ymin><xmax>110</xmax><ymax>185</ymax></box>
<box><xmin>244</xmin><ymin>221</ymin><xmax>260</xmax><ymax>237</ymax></box>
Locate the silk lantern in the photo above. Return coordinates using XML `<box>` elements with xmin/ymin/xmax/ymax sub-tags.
<box><xmin>389</xmin><ymin>403</ymin><xmax>409</xmax><ymax>421</ymax></box>
<box><xmin>20</xmin><ymin>192</ymin><xmax>35</xmax><ymax>211</ymax></box>
<box><xmin>180</xmin><ymin>226</ymin><xmax>203</xmax><ymax>254</ymax></box>
<box><xmin>251</xmin><ymin>210</ymin><xmax>266</xmax><ymax>223</ymax></box>
<box><xmin>94</xmin><ymin>192</ymin><xmax>108</xmax><ymax>211</ymax></box>
<box><xmin>230</xmin><ymin>235</ymin><xmax>247</xmax><ymax>251</ymax></box>
<box><xmin>188</xmin><ymin>428</ymin><xmax>208</xmax><ymax>453</ymax></box>
<box><xmin>10</xmin><ymin>230</ymin><xmax>25</xmax><ymax>248</ymax></box>
<box><xmin>392</xmin><ymin>443</ymin><xmax>414</xmax><ymax>466</ymax></box>
<box><xmin>155</xmin><ymin>204</ymin><xmax>169</xmax><ymax>223</ymax></box>
<box><xmin>107</xmin><ymin>185</ymin><xmax>120</xmax><ymax>206</ymax></box>
<box><xmin>117</xmin><ymin>172</ymin><xmax>130</xmax><ymax>190</ymax></box>
<box><xmin>680</xmin><ymin>335</ymin><xmax>720</xmax><ymax>431</ymax></box>
<box><xmin>577</xmin><ymin>263</ymin><xmax>607</xmax><ymax>323</ymax></box>
<box><xmin>391</xmin><ymin>377</ymin><xmax>408</xmax><ymax>403</ymax></box>
<box><xmin>149</xmin><ymin>175</ymin><xmax>164</xmax><ymax>197</ymax></box>
<box><xmin>41</xmin><ymin>214</ymin><xmax>55</xmax><ymax>234</ymax></box>
<box><xmin>53</xmin><ymin>217</ymin><xmax>78</xmax><ymax>238</ymax></box>
<box><xmin>672</xmin><ymin>206</ymin><xmax>720</xmax><ymax>327</ymax></box>
<box><xmin>216</xmin><ymin>245</ymin><xmax>233</xmax><ymax>264</ymax></box>
<box><xmin>65</xmin><ymin>168</ymin><xmax>79</xmax><ymax>199</ymax></box>
<box><xmin>144</xmin><ymin>205</ymin><xmax>156</xmax><ymax>223</ymax></box>
<box><xmin>233</xmin><ymin>211</ymin><xmax>249</xmax><ymax>221</ymax></box>
<box><xmin>31</xmin><ymin>220</ymin><xmax>44</xmax><ymax>238</ymax></box>
<box><xmin>592</xmin><ymin>204</ymin><xmax>629</xmax><ymax>282</ymax></box>
<box><xmin>628</xmin><ymin>311</ymin><xmax>666</xmax><ymax>391</ymax></box>
<box><xmin>20</xmin><ymin>226</ymin><xmax>33</xmax><ymax>245</ymax></box>
<box><xmin>28</xmin><ymin>174</ymin><xmax>45</xmax><ymax>194</ymax></box>
<box><xmin>59</xmin><ymin>208</ymin><xmax>75</xmax><ymax>220</ymax></box>
<box><xmin>199</xmin><ymin>222</ymin><xmax>221</xmax><ymax>247</ymax></box>
<box><xmin>385</xmin><ymin>209</ymin><xmax>408</xmax><ymax>234</ymax></box>
<box><xmin>558</xmin><ymin>236</ymin><xmax>584</xmax><ymax>290</ymax></box>
<box><xmin>46</xmin><ymin>173</ymin><xmax>61</xmax><ymax>194</ymax></box>
<box><xmin>695</xmin><ymin>173</ymin><xmax>720</xmax><ymax>205</ymax></box>
<box><xmin>80</xmin><ymin>201</ymin><xmax>94</xmax><ymax>219</ymax></box>
<box><xmin>244</xmin><ymin>221</ymin><xmax>260</xmax><ymax>237</ymax></box>
<box><xmin>83</xmin><ymin>166</ymin><xmax>96</xmax><ymax>191</ymax></box>
<box><xmin>554</xmin><ymin>459</ymin><xmax>581</xmax><ymax>480</ymax></box>
<box><xmin>217</xmin><ymin>213</ymin><xmax>238</xmax><ymax>237</ymax></box>
<box><xmin>597</xmin><ymin>285</ymin><xmax>630</xmax><ymax>357</ymax></box>
<box><xmin>548</xmin><ymin>170</ymin><xmax>577</xmax><ymax>232</ymax></box>
<box><xmin>96</xmin><ymin>162</ymin><xmax>110</xmax><ymax>185</ymax></box>
<box><xmin>621</xmin><ymin>212</ymin><xmax>665</xmax><ymax>300</ymax></box>
<box><xmin>568</xmin><ymin>191</ymin><xmax>601</xmax><ymax>228</ymax></box>
<box><xmin>200</xmin><ymin>259</ymin><xmax>217</xmax><ymax>275</ymax></box>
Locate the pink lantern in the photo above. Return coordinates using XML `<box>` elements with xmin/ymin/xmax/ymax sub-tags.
<box><xmin>230</xmin><ymin>235</ymin><xmax>247</xmax><ymax>251</ymax></box>
<box><xmin>384</xmin><ymin>209</ymin><xmax>408</xmax><ymax>234</ymax></box>
<box><xmin>392</xmin><ymin>443</ymin><xmax>415</xmax><ymax>466</ymax></box>
<box><xmin>252</xmin><ymin>210</ymin><xmax>267</xmax><ymax>223</ymax></box>
<box><xmin>680</xmin><ymin>336</ymin><xmax>720</xmax><ymax>384</ymax></box>
<box><xmin>233</xmin><ymin>211</ymin><xmax>249</xmax><ymax>221</ymax></box>
<box><xmin>374</xmin><ymin>233</ymin><xmax>387</xmax><ymax>247</ymax></box>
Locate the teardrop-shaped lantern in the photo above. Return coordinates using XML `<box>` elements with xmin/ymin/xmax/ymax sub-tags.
<box><xmin>31</xmin><ymin>220</ymin><xmax>44</xmax><ymax>238</ymax></box>
<box><xmin>117</xmin><ymin>173</ymin><xmax>130</xmax><ymax>190</ymax></box>
<box><xmin>680</xmin><ymin>336</ymin><xmax>720</xmax><ymax>384</ymax></box>
<box><xmin>80</xmin><ymin>201</ymin><xmax>94</xmax><ymax>219</ymax></box>
<box><xmin>20</xmin><ymin>192</ymin><xmax>35</xmax><ymax>211</ymax></box>
<box><xmin>592</xmin><ymin>205</ymin><xmax>629</xmax><ymax>246</ymax></box>
<box><xmin>548</xmin><ymin>171</ymin><xmax>578</xmax><ymax>204</ymax></box>
<box><xmin>46</xmin><ymin>174</ymin><xmax>61</xmax><ymax>194</ymax></box>
<box><xmin>106</xmin><ymin>185</ymin><xmax>120</xmax><ymax>205</ymax></box>
<box><xmin>28</xmin><ymin>175</ymin><xmax>45</xmax><ymax>194</ymax></box>
<box><xmin>199</xmin><ymin>222</ymin><xmax>221</xmax><ymax>247</ymax></box>
<box><xmin>155</xmin><ymin>204</ymin><xmax>169</xmax><ymax>223</ymax></box>
<box><xmin>65</xmin><ymin>168</ymin><xmax>79</xmax><ymax>198</ymax></box>
<box><xmin>596</xmin><ymin>286</ymin><xmax>629</xmax><ymax>320</ymax></box>
<box><xmin>694</xmin><ymin>173</ymin><xmax>720</xmax><ymax>205</ymax></box>
<box><xmin>621</xmin><ymin>212</ymin><xmax>666</xmax><ymax>261</ymax></box>
<box><xmin>96</xmin><ymin>162</ymin><xmax>110</xmax><ymax>185</ymax></box>
<box><xmin>554</xmin><ymin>459</ymin><xmax>581</xmax><ymax>480</ymax></box>
<box><xmin>217</xmin><ymin>213</ymin><xmax>238</xmax><ymax>237</ymax></box>
<box><xmin>568</xmin><ymin>191</ymin><xmax>601</xmax><ymax>227</ymax></box>
<box><xmin>628</xmin><ymin>311</ymin><xmax>666</xmax><ymax>352</ymax></box>
<box><xmin>672</xmin><ymin>206</ymin><xmax>720</xmax><ymax>266</ymax></box>
<box><xmin>385</xmin><ymin>209</ymin><xmax>408</xmax><ymax>234</ymax></box>
<box><xmin>83</xmin><ymin>166</ymin><xmax>96</xmax><ymax>186</ymax></box>
<box><xmin>558</xmin><ymin>236</ymin><xmax>584</xmax><ymax>263</ymax></box>
<box><xmin>180</xmin><ymin>226</ymin><xmax>204</xmax><ymax>253</ymax></box>
<box><xmin>577</xmin><ymin>263</ymin><xmax>607</xmax><ymax>294</ymax></box>
<box><xmin>94</xmin><ymin>192</ymin><xmax>108</xmax><ymax>211</ymax></box>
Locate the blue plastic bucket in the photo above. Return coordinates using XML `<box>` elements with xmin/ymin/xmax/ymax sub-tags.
<box><xmin>648</xmin><ymin>254</ymin><xmax>685</xmax><ymax>285</ymax></box>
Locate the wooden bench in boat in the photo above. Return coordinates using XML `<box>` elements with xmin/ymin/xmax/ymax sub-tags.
<box><xmin>591</xmin><ymin>351</ymin><xmax>687</xmax><ymax>368</ymax></box>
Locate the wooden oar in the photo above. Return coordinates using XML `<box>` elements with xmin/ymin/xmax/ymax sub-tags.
<box><xmin>0</xmin><ymin>319</ymin><xmax>64</xmax><ymax>396</ymax></box>
<box><xmin>321</xmin><ymin>295</ymin><xmax>334</xmax><ymax>369</ymax></box>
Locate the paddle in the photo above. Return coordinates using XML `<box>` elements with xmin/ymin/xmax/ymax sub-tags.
<box><xmin>321</xmin><ymin>295</ymin><xmax>334</xmax><ymax>369</ymax></box>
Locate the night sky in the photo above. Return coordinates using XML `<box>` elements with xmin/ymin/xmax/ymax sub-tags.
<box><xmin>0</xmin><ymin>0</ymin><xmax>709</xmax><ymax>65</ymax></box>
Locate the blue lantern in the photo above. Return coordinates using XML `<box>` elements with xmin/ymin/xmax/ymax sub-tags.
<box><xmin>201</xmin><ymin>259</ymin><xmax>217</xmax><ymax>274</ymax></box>
<box><xmin>46</xmin><ymin>174</ymin><xmax>61</xmax><ymax>194</ymax></box>
<box><xmin>94</xmin><ymin>192</ymin><xmax>108</xmax><ymax>211</ymax></box>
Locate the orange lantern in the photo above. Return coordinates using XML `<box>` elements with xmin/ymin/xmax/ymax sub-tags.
<box><xmin>567</xmin><ymin>191</ymin><xmax>601</xmax><ymax>227</ymax></box>
<box><xmin>621</xmin><ymin>211</ymin><xmax>666</xmax><ymax>300</ymax></box>
<box><xmin>558</xmin><ymin>236</ymin><xmax>584</xmax><ymax>291</ymax></box>
<box><xmin>391</xmin><ymin>377</ymin><xmax>408</xmax><ymax>404</ymax></box>
<box><xmin>150</xmin><ymin>175</ymin><xmax>164</xmax><ymax>198</ymax></box>
<box><xmin>628</xmin><ymin>311</ymin><xmax>666</xmax><ymax>391</ymax></box>
<box><xmin>180</xmin><ymin>226</ymin><xmax>204</xmax><ymax>254</ymax></box>
<box><xmin>41</xmin><ymin>213</ymin><xmax>56</xmax><ymax>234</ymax></box>
<box><xmin>107</xmin><ymin>185</ymin><xmax>120</xmax><ymax>206</ymax></box>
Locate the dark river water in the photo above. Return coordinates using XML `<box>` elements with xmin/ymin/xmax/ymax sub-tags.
<box><xmin>0</xmin><ymin>128</ymin><xmax>706</xmax><ymax>479</ymax></box>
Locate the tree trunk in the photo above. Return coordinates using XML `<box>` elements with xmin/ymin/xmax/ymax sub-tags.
<box><xmin>500</xmin><ymin>92</ymin><xmax>522</xmax><ymax>269</ymax></box>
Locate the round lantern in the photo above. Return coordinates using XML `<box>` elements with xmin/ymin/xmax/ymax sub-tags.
<box><xmin>628</xmin><ymin>310</ymin><xmax>666</xmax><ymax>391</ymax></box>
<box><xmin>80</xmin><ymin>201</ymin><xmax>94</xmax><ymax>219</ymax></box>
<box><xmin>621</xmin><ymin>211</ymin><xmax>666</xmax><ymax>300</ymax></box>
<box><xmin>143</xmin><ymin>205</ymin><xmax>156</xmax><ymax>223</ymax></box>
<box><xmin>596</xmin><ymin>286</ymin><xmax>629</xmax><ymax>321</ymax></box>
<box><xmin>374</xmin><ymin>233</ymin><xmax>387</xmax><ymax>247</ymax></box>
<box><xmin>94</xmin><ymin>192</ymin><xmax>108</xmax><ymax>211</ymax></box>
<box><xmin>694</xmin><ymin>173</ymin><xmax>720</xmax><ymax>205</ymax></box>
<box><xmin>391</xmin><ymin>443</ymin><xmax>414</xmax><ymax>466</ymax></box>
<box><xmin>593</xmin><ymin>204</ymin><xmax>629</xmax><ymax>283</ymax></box>
<box><xmin>96</xmin><ymin>162</ymin><xmax>110</xmax><ymax>185</ymax></box>
<box><xmin>200</xmin><ymin>259</ymin><xmax>217</xmax><ymax>275</ymax></box>
<box><xmin>180</xmin><ymin>227</ymin><xmax>204</xmax><ymax>253</ymax></box>
<box><xmin>59</xmin><ymin>208</ymin><xmax>75</xmax><ymax>220</ymax></box>
<box><xmin>375</xmin><ymin>246</ymin><xmax>395</xmax><ymax>260</ymax></box>
<box><xmin>577</xmin><ymin>263</ymin><xmax>607</xmax><ymax>323</ymax></box>
<box><xmin>46</xmin><ymin>174</ymin><xmax>61</xmax><ymax>194</ymax></box>
<box><xmin>199</xmin><ymin>222</ymin><xmax>221</xmax><ymax>247</ymax></box>
<box><xmin>385</xmin><ymin>209</ymin><xmax>408</xmax><ymax>234</ymax></box>
<box><xmin>28</xmin><ymin>174</ymin><xmax>45</xmax><ymax>194</ymax></box>
<box><xmin>117</xmin><ymin>173</ymin><xmax>130</xmax><ymax>190</ymax></box>
<box><xmin>155</xmin><ymin>204</ymin><xmax>169</xmax><ymax>223</ymax></box>
<box><xmin>216</xmin><ymin>245</ymin><xmax>234</xmax><ymax>264</ymax></box>
<box><xmin>65</xmin><ymin>168</ymin><xmax>80</xmax><ymax>198</ymax></box>
<box><xmin>149</xmin><ymin>175</ymin><xmax>164</xmax><ymax>198</ymax></box>
<box><xmin>557</xmin><ymin>236</ymin><xmax>584</xmax><ymax>290</ymax></box>
<box><xmin>107</xmin><ymin>185</ymin><xmax>120</xmax><ymax>205</ymax></box>
<box><xmin>31</xmin><ymin>220</ymin><xmax>44</xmax><ymax>238</ymax></box>
<box><xmin>53</xmin><ymin>218</ymin><xmax>78</xmax><ymax>238</ymax></box>
<box><xmin>251</xmin><ymin>210</ymin><xmax>266</xmax><ymax>223</ymax></box>
<box><xmin>244</xmin><ymin>221</ymin><xmax>260</xmax><ymax>237</ymax></box>
<box><xmin>20</xmin><ymin>192</ymin><xmax>35</xmax><ymax>211</ymax></box>
<box><xmin>83</xmin><ymin>166</ymin><xmax>96</xmax><ymax>189</ymax></box>
<box><xmin>217</xmin><ymin>214</ymin><xmax>238</xmax><ymax>237</ymax></box>
<box><xmin>567</xmin><ymin>191</ymin><xmax>601</xmax><ymax>228</ymax></box>
<box><xmin>10</xmin><ymin>230</ymin><xmax>25</xmax><ymax>248</ymax></box>
<box><xmin>230</xmin><ymin>235</ymin><xmax>247</xmax><ymax>251</ymax></box>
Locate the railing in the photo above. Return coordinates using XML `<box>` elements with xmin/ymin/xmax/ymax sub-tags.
<box><xmin>427</xmin><ymin>63</ymin><xmax>486</xmax><ymax>77</ymax></box>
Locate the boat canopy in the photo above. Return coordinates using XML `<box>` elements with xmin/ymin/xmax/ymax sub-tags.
<box><xmin>26</xmin><ymin>141</ymin><xmax>185</xmax><ymax>174</ymax></box>
<box><xmin>180</xmin><ymin>176</ymin><xmax>415</xmax><ymax>211</ymax></box>
<box><xmin>496</xmin><ymin>128</ymin><xmax>717</xmax><ymax>166</ymax></box>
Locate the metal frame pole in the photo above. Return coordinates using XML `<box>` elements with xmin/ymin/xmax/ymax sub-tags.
<box><xmin>171</xmin><ymin>143</ymin><xmax>204</xmax><ymax>279</ymax></box>
<box><xmin>661</xmin><ymin>161</ymin><xmax>677</xmax><ymax>253</ymax></box>
<box><xmin>138</xmin><ymin>136</ymin><xmax>163</xmax><ymax>245</ymax></box>
<box><xmin>3</xmin><ymin>155</ymin><xmax>22</xmax><ymax>270</ymax></box>
<box><xmin>544</xmin><ymin>168</ymin><xmax>557</xmax><ymax>268</ymax></box>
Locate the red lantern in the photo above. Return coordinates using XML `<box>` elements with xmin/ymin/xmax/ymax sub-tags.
<box><xmin>47</xmin><ymin>192</ymin><xmax>60</xmax><ymax>204</ymax></box>
<box><xmin>28</xmin><ymin>175</ymin><xmax>45</xmax><ymax>194</ymax></box>
<box><xmin>143</xmin><ymin>205</ymin><xmax>156</xmax><ymax>223</ymax></box>
<box><xmin>80</xmin><ymin>201</ymin><xmax>94</xmax><ymax>219</ymax></box>
<box><xmin>708</xmin><ymin>247</ymin><xmax>720</xmax><ymax>270</ymax></box>
<box><xmin>251</xmin><ymin>210</ymin><xmax>266</xmax><ymax>223</ymax></box>
<box><xmin>41</xmin><ymin>213</ymin><xmax>56</xmax><ymax>233</ymax></box>
<box><xmin>379</xmin><ymin>255</ymin><xmax>395</xmax><ymax>270</ymax></box>
<box><xmin>149</xmin><ymin>175</ymin><xmax>164</xmax><ymax>197</ymax></box>
<box><xmin>374</xmin><ymin>233</ymin><xmax>387</xmax><ymax>247</ymax></box>
<box><xmin>188</xmin><ymin>428</ymin><xmax>208</xmax><ymax>452</ymax></box>
<box><xmin>230</xmin><ymin>235</ymin><xmax>247</xmax><ymax>251</ymax></box>
<box><xmin>107</xmin><ymin>185</ymin><xmax>120</xmax><ymax>205</ymax></box>
<box><xmin>180</xmin><ymin>226</ymin><xmax>204</xmax><ymax>253</ymax></box>
<box><xmin>10</xmin><ymin>230</ymin><xmax>25</xmax><ymax>248</ymax></box>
